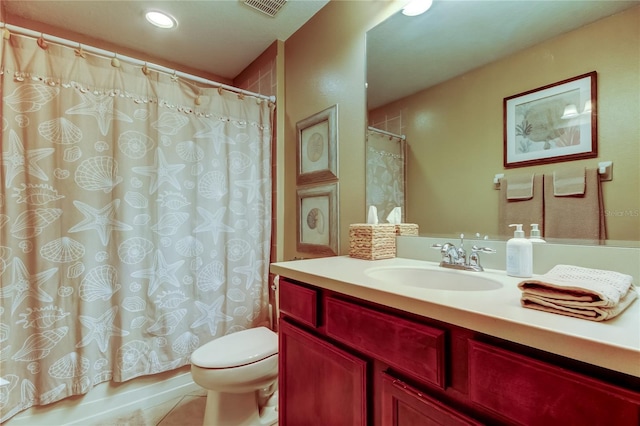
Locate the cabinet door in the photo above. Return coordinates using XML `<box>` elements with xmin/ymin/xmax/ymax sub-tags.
<box><xmin>381</xmin><ymin>373</ymin><xmax>483</xmax><ymax>426</ymax></box>
<box><xmin>279</xmin><ymin>319</ymin><xmax>367</xmax><ymax>426</ymax></box>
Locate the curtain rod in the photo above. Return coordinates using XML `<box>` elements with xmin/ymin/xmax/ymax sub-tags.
<box><xmin>368</xmin><ymin>126</ymin><xmax>406</xmax><ymax>141</ymax></box>
<box><xmin>1</xmin><ymin>22</ymin><xmax>276</xmax><ymax>103</ymax></box>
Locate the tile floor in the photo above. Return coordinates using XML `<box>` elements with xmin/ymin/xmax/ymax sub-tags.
<box><xmin>95</xmin><ymin>388</ymin><xmax>208</xmax><ymax>426</ymax></box>
<box><xmin>94</xmin><ymin>388</ymin><xmax>278</xmax><ymax>426</ymax></box>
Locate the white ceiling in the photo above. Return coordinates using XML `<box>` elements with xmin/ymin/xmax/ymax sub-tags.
<box><xmin>2</xmin><ymin>0</ymin><xmax>330</xmax><ymax>81</ymax></box>
<box><xmin>367</xmin><ymin>0</ymin><xmax>639</xmax><ymax>109</ymax></box>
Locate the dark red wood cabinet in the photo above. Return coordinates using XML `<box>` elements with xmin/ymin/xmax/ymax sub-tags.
<box><xmin>279</xmin><ymin>319</ymin><xmax>367</xmax><ymax>425</ymax></box>
<box><xmin>277</xmin><ymin>278</ymin><xmax>640</xmax><ymax>426</ymax></box>
<box><xmin>381</xmin><ymin>373</ymin><xmax>482</xmax><ymax>426</ymax></box>
<box><xmin>468</xmin><ymin>340</ymin><xmax>640</xmax><ymax>425</ymax></box>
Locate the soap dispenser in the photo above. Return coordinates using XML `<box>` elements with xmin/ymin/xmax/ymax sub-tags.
<box><xmin>506</xmin><ymin>224</ymin><xmax>533</xmax><ymax>278</ymax></box>
<box><xmin>529</xmin><ymin>224</ymin><xmax>546</xmax><ymax>243</ymax></box>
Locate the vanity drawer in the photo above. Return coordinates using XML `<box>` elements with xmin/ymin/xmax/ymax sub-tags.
<box><xmin>278</xmin><ymin>278</ymin><xmax>319</xmax><ymax>327</ymax></box>
<box><xmin>468</xmin><ymin>340</ymin><xmax>640</xmax><ymax>425</ymax></box>
<box><xmin>325</xmin><ymin>297</ymin><xmax>446</xmax><ymax>388</ymax></box>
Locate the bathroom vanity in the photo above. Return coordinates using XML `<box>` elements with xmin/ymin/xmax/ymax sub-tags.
<box><xmin>270</xmin><ymin>256</ymin><xmax>640</xmax><ymax>426</ymax></box>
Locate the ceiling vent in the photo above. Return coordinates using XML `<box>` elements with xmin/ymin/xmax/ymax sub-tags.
<box><xmin>243</xmin><ymin>0</ymin><xmax>287</xmax><ymax>17</ymax></box>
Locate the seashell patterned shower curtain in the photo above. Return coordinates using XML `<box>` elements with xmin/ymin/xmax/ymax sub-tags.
<box><xmin>0</xmin><ymin>33</ymin><xmax>273</xmax><ymax>421</ymax></box>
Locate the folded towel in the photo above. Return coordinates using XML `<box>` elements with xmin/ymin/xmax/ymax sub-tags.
<box><xmin>518</xmin><ymin>264</ymin><xmax>637</xmax><ymax>321</ymax></box>
<box><xmin>521</xmin><ymin>287</ymin><xmax>637</xmax><ymax>321</ymax></box>
<box><xmin>506</xmin><ymin>173</ymin><xmax>535</xmax><ymax>200</ymax></box>
<box><xmin>553</xmin><ymin>167</ymin><xmax>585</xmax><ymax>196</ymax></box>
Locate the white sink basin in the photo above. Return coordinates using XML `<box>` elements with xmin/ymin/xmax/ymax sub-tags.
<box><xmin>364</xmin><ymin>265</ymin><xmax>503</xmax><ymax>291</ymax></box>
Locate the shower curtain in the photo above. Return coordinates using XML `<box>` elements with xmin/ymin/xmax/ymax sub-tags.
<box><xmin>365</xmin><ymin>128</ymin><xmax>406</xmax><ymax>223</ymax></box>
<box><xmin>0</xmin><ymin>32</ymin><xmax>274</xmax><ymax>421</ymax></box>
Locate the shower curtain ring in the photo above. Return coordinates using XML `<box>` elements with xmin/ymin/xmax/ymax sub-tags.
<box><xmin>111</xmin><ymin>53</ymin><xmax>121</xmax><ymax>68</ymax></box>
<box><xmin>142</xmin><ymin>63</ymin><xmax>150</xmax><ymax>76</ymax></box>
<box><xmin>37</xmin><ymin>34</ymin><xmax>49</xmax><ymax>50</ymax></box>
<box><xmin>74</xmin><ymin>44</ymin><xmax>86</xmax><ymax>58</ymax></box>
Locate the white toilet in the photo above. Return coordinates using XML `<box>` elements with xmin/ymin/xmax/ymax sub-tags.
<box><xmin>190</xmin><ymin>326</ymin><xmax>278</xmax><ymax>426</ymax></box>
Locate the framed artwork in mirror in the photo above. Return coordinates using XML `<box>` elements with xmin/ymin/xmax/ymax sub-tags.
<box><xmin>504</xmin><ymin>71</ymin><xmax>597</xmax><ymax>168</ymax></box>
<box><xmin>296</xmin><ymin>183</ymin><xmax>339</xmax><ymax>256</ymax></box>
<box><xmin>296</xmin><ymin>105</ymin><xmax>338</xmax><ymax>185</ymax></box>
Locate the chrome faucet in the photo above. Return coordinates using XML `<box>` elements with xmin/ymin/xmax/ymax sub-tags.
<box><xmin>432</xmin><ymin>234</ymin><xmax>495</xmax><ymax>272</ymax></box>
<box><xmin>439</xmin><ymin>242</ymin><xmax>459</xmax><ymax>265</ymax></box>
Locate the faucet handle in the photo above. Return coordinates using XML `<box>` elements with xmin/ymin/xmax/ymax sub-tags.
<box><xmin>437</xmin><ymin>242</ymin><xmax>456</xmax><ymax>251</ymax></box>
<box><xmin>471</xmin><ymin>245</ymin><xmax>496</xmax><ymax>254</ymax></box>
<box><xmin>432</xmin><ymin>242</ymin><xmax>455</xmax><ymax>251</ymax></box>
<box><xmin>468</xmin><ymin>245</ymin><xmax>495</xmax><ymax>271</ymax></box>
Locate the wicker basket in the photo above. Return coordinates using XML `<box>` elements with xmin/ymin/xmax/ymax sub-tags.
<box><xmin>395</xmin><ymin>223</ymin><xmax>419</xmax><ymax>236</ymax></box>
<box><xmin>349</xmin><ymin>223</ymin><xmax>396</xmax><ymax>260</ymax></box>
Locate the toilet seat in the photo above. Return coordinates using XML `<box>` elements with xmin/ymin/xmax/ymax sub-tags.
<box><xmin>191</xmin><ymin>326</ymin><xmax>277</xmax><ymax>368</ymax></box>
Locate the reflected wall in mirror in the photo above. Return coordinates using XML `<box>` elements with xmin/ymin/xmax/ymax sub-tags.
<box><xmin>366</xmin><ymin>1</ymin><xmax>640</xmax><ymax>244</ymax></box>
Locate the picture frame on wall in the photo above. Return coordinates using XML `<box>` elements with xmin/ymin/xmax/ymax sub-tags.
<box><xmin>296</xmin><ymin>183</ymin><xmax>339</xmax><ymax>256</ymax></box>
<box><xmin>504</xmin><ymin>71</ymin><xmax>597</xmax><ymax>168</ymax></box>
<box><xmin>296</xmin><ymin>105</ymin><xmax>338</xmax><ymax>185</ymax></box>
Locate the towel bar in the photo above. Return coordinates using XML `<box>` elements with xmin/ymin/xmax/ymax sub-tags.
<box><xmin>493</xmin><ymin>161</ymin><xmax>612</xmax><ymax>189</ymax></box>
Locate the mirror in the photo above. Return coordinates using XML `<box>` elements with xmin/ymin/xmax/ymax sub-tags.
<box><xmin>366</xmin><ymin>1</ymin><xmax>640</xmax><ymax>245</ymax></box>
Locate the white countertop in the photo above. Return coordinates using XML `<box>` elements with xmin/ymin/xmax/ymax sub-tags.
<box><xmin>270</xmin><ymin>256</ymin><xmax>640</xmax><ymax>378</ymax></box>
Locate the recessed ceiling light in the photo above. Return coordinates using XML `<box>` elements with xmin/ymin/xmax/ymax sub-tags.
<box><xmin>402</xmin><ymin>0</ymin><xmax>433</xmax><ymax>16</ymax></box>
<box><xmin>145</xmin><ymin>11</ymin><xmax>177</xmax><ymax>29</ymax></box>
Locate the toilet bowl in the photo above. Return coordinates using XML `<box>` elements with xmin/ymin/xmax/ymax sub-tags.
<box><xmin>190</xmin><ymin>326</ymin><xmax>278</xmax><ymax>426</ymax></box>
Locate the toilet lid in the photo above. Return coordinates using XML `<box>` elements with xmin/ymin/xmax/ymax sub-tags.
<box><xmin>191</xmin><ymin>326</ymin><xmax>277</xmax><ymax>368</ymax></box>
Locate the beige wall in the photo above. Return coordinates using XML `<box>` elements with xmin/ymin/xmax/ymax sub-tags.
<box><xmin>370</xmin><ymin>6</ymin><xmax>640</xmax><ymax>241</ymax></box>
<box><xmin>283</xmin><ymin>1</ymin><xmax>400</xmax><ymax>260</ymax></box>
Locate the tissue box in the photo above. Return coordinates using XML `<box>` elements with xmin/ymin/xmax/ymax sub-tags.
<box><xmin>349</xmin><ymin>224</ymin><xmax>396</xmax><ymax>260</ymax></box>
<box><xmin>395</xmin><ymin>223</ymin><xmax>419</xmax><ymax>236</ymax></box>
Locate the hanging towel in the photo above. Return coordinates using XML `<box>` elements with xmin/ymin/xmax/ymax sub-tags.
<box><xmin>498</xmin><ymin>174</ymin><xmax>543</xmax><ymax>237</ymax></box>
<box><xmin>553</xmin><ymin>167</ymin><xmax>586</xmax><ymax>196</ymax></box>
<box><xmin>544</xmin><ymin>168</ymin><xmax>605</xmax><ymax>241</ymax></box>
<box><xmin>518</xmin><ymin>264</ymin><xmax>638</xmax><ymax>321</ymax></box>
<box><xmin>506</xmin><ymin>173</ymin><xmax>535</xmax><ymax>200</ymax></box>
